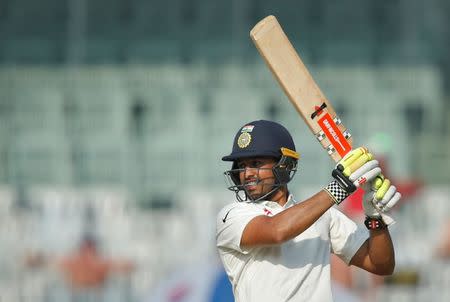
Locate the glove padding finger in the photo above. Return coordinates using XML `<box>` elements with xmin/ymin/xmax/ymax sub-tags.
<box><xmin>343</xmin><ymin>153</ymin><xmax>373</xmax><ymax>176</ymax></box>
<box><xmin>375</xmin><ymin>191</ymin><xmax>401</xmax><ymax>212</ymax></box>
<box><xmin>363</xmin><ymin>192</ymin><xmax>397</xmax><ymax>225</ymax></box>
<box><xmin>349</xmin><ymin>162</ymin><xmax>381</xmax><ymax>188</ymax></box>
<box><xmin>363</xmin><ymin>195</ymin><xmax>397</xmax><ymax>225</ymax></box>
<box><xmin>363</xmin><ymin>178</ymin><xmax>401</xmax><ymax>226</ymax></box>
<box><xmin>348</xmin><ymin>160</ymin><xmax>379</xmax><ymax>182</ymax></box>
<box><xmin>374</xmin><ymin>178</ymin><xmax>391</xmax><ymax>200</ymax></box>
<box><xmin>332</xmin><ymin>147</ymin><xmax>379</xmax><ymax>195</ymax></box>
<box><xmin>379</xmin><ymin>185</ymin><xmax>397</xmax><ymax>205</ymax></box>
<box><xmin>339</xmin><ymin>147</ymin><xmax>369</xmax><ymax>170</ymax></box>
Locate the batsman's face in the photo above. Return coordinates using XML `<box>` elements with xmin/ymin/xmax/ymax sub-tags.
<box><xmin>237</xmin><ymin>157</ymin><xmax>277</xmax><ymax>200</ymax></box>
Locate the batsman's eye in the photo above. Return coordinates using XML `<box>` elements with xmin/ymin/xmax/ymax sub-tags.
<box><xmin>243</xmin><ymin>160</ymin><xmax>264</xmax><ymax>169</ymax></box>
<box><xmin>252</xmin><ymin>160</ymin><xmax>265</xmax><ymax>168</ymax></box>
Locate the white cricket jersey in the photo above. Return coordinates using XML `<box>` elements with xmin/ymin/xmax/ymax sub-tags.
<box><xmin>216</xmin><ymin>195</ymin><xmax>368</xmax><ymax>302</ymax></box>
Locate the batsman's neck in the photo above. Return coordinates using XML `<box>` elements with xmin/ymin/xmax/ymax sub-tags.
<box><xmin>271</xmin><ymin>186</ymin><xmax>289</xmax><ymax>207</ymax></box>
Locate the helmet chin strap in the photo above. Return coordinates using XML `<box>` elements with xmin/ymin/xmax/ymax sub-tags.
<box><xmin>256</xmin><ymin>185</ymin><xmax>283</xmax><ymax>202</ymax></box>
<box><xmin>242</xmin><ymin>180</ymin><xmax>285</xmax><ymax>203</ymax></box>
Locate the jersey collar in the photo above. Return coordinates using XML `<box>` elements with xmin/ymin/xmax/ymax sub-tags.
<box><xmin>260</xmin><ymin>193</ymin><xmax>297</xmax><ymax>209</ymax></box>
<box><xmin>284</xmin><ymin>194</ymin><xmax>297</xmax><ymax>208</ymax></box>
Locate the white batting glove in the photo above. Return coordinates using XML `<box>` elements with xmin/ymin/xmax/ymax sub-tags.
<box><xmin>325</xmin><ymin>147</ymin><xmax>381</xmax><ymax>204</ymax></box>
<box><xmin>363</xmin><ymin>175</ymin><xmax>401</xmax><ymax>225</ymax></box>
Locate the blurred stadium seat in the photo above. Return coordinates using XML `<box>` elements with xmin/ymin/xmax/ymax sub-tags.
<box><xmin>0</xmin><ymin>38</ymin><xmax>63</xmax><ymax>64</ymax></box>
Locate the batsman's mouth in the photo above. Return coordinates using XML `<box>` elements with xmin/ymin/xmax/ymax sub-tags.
<box><xmin>244</xmin><ymin>179</ymin><xmax>260</xmax><ymax>190</ymax></box>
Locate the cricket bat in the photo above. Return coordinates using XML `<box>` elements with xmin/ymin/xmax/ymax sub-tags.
<box><xmin>250</xmin><ymin>15</ymin><xmax>353</xmax><ymax>163</ymax></box>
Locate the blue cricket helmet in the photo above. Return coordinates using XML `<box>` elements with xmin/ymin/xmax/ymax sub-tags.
<box><xmin>222</xmin><ymin>120</ymin><xmax>300</xmax><ymax>202</ymax></box>
<box><xmin>222</xmin><ymin>120</ymin><xmax>296</xmax><ymax>161</ymax></box>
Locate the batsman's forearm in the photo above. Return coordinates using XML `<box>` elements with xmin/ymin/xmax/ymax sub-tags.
<box><xmin>272</xmin><ymin>190</ymin><xmax>335</xmax><ymax>242</ymax></box>
<box><xmin>368</xmin><ymin>229</ymin><xmax>395</xmax><ymax>274</ymax></box>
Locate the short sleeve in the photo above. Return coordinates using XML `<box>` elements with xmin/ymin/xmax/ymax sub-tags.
<box><xmin>216</xmin><ymin>202</ymin><xmax>264</xmax><ymax>254</ymax></box>
<box><xmin>329</xmin><ymin>207</ymin><xmax>369</xmax><ymax>264</ymax></box>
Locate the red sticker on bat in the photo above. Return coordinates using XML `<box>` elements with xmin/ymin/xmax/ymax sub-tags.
<box><xmin>318</xmin><ymin>113</ymin><xmax>352</xmax><ymax>157</ymax></box>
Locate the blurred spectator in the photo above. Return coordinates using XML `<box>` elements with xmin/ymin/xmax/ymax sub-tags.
<box><xmin>25</xmin><ymin>234</ymin><xmax>134</xmax><ymax>295</ymax></box>
<box><xmin>435</xmin><ymin>221</ymin><xmax>450</xmax><ymax>259</ymax></box>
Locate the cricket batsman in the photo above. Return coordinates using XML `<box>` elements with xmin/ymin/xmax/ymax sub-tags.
<box><xmin>216</xmin><ymin>120</ymin><xmax>401</xmax><ymax>302</ymax></box>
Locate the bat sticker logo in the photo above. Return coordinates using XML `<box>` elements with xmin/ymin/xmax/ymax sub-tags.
<box><xmin>310</xmin><ymin>102</ymin><xmax>327</xmax><ymax>119</ymax></box>
<box><xmin>317</xmin><ymin>113</ymin><xmax>352</xmax><ymax>157</ymax></box>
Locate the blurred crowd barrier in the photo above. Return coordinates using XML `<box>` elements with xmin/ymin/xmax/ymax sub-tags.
<box><xmin>0</xmin><ymin>186</ymin><xmax>230</xmax><ymax>302</ymax></box>
<box><xmin>0</xmin><ymin>184</ymin><xmax>448</xmax><ymax>302</ymax></box>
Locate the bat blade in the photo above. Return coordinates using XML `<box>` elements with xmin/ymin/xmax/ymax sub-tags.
<box><xmin>250</xmin><ymin>15</ymin><xmax>352</xmax><ymax>162</ymax></box>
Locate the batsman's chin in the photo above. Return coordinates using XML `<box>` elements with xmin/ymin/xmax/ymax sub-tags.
<box><xmin>246</xmin><ymin>189</ymin><xmax>263</xmax><ymax>200</ymax></box>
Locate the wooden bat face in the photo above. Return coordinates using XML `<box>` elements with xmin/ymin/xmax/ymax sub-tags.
<box><xmin>250</xmin><ymin>15</ymin><xmax>352</xmax><ymax>162</ymax></box>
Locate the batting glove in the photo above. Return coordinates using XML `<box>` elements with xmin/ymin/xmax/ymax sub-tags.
<box><xmin>324</xmin><ymin>147</ymin><xmax>381</xmax><ymax>205</ymax></box>
<box><xmin>362</xmin><ymin>175</ymin><xmax>401</xmax><ymax>225</ymax></box>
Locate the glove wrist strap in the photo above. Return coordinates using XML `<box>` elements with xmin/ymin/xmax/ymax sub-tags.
<box><xmin>324</xmin><ymin>180</ymin><xmax>350</xmax><ymax>205</ymax></box>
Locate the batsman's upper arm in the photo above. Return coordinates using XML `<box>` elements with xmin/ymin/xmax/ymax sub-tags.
<box><xmin>240</xmin><ymin>215</ymin><xmax>283</xmax><ymax>248</ymax></box>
